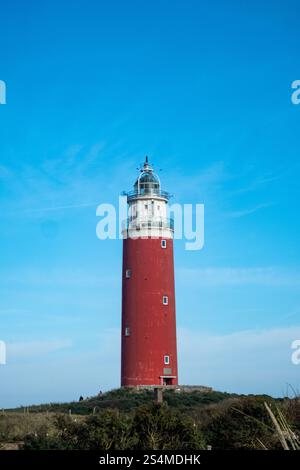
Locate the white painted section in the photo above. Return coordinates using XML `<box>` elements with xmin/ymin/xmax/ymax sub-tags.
<box><xmin>123</xmin><ymin>195</ymin><xmax>173</xmax><ymax>239</ymax></box>
<box><xmin>124</xmin><ymin>227</ymin><xmax>173</xmax><ymax>239</ymax></box>
<box><xmin>128</xmin><ymin>197</ymin><xmax>167</xmax><ymax>220</ymax></box>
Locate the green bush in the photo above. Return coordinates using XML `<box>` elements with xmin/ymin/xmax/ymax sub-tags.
<box><xmin>203</xmin><ymin>397</ymin><xmax>280</xmax><ymax>449</ymax></box>
<box><xmin>131</xmin><ymin>403</ymin><xmax>206</xmax><ymax>450</ymax></box>
<box><xmin>23</xmin><ymin>411</ymin><xmax>134</xmax><ymax>450</ymax></box>
<box><xmin>22</xmin><ymin>404</ymin><xmax>206</xmax><ymax>450</ymax></box>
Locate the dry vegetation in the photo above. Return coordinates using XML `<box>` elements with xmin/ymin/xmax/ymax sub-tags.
<box><xmin>1</xmin><ymin>389</ymin><xmax>299</xmax><ymax>450</ymax></box>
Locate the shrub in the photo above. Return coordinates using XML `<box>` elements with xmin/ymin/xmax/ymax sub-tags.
<box><xmin>203</xmin><ymin>397</ymin><xmax>279</xmax><ymax>449</ymax></box>
<box><xmin>131</xmin><ymin>403</ymin><xmax>206</xmax><ymax>450</ymax></box>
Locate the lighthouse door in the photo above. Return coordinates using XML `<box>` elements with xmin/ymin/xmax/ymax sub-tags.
<box><xmin>163</xmin><ymin>378</ymin><xmax>173</xmax><ymax>386</ymax></box>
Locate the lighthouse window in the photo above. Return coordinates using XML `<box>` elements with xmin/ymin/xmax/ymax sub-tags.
<box><xmin>164</xmin><ymin>355</ymin><xmax>170</xmax><ymax>365</ymax></box>
<box><xmin>125</xmin><ymin>269</ymin><xmax>131</xmax><ymax>279</ymax></box>
<box><xmin>125</xmin><ymin>327</ymin><xmax>131</xmax><ymax>336</ymax></box>
<box><xmin>161</xmin><ymin>239</ymin><xmax>167</xmax><ymax>249</ymax></box>
<box><xmin>163</xmin><ymin>295</ymin><xmax>169</xmax><ymax>305</ymax></box>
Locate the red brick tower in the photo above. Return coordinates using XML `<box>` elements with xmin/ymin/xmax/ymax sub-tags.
<box><xmin>121</xmin><ymin>157</ymin><xmax>178</xmax><ymax>387</ymax></box>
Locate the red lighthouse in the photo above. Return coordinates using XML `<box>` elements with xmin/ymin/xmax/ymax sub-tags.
<box><xmin>121</xmin><ymin>157</ymin><xmax>178</xmax><ymax>387</ymax></box>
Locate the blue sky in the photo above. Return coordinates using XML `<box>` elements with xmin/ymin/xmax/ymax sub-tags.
<box><xmin>0</xmin><ymin>0</ymin><xmax>300</xmax><ymax>407</ymax></box>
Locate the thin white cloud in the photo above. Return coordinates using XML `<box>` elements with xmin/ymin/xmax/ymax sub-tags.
<box><xmin>8</xmin><ymin>339</ymin><xmax>72</xmax><ymax>358</ymax></box>
<box><xmin>0</xmin><ymin>309</ymin><xmax>29</xmax><ymax>315</ymax></box>
<box><xmin>177</xmin><ymin>267</ymin><xmax>300</xmax><ymax>287</ymax></box>
<box><xmin>0</xmin><ymin>140</ymin><xmax>136</xmax><ymax>218</ymax></box>
<box><xmin>1</xmin><ymin>325</ymin><xmax>299</xmax><ymax>407</ymax></box>
<box><xmin>178</xmin><ymin>325</ymin><xmax>300</xmax><ymax>395</ymax></box>
<box><xmin>0</xmin><ymin>163</ymin><xmax>13</xmax><ymax>180</ymax></box>
<box><xmin>230</xmin><ymin>172</ymin><xmax>283</xmax><ymax>196</ymax></box>
<box><xmin>224</xmin><ymin>202</ymin><xmax>273</xmax><ymax>219</ymax></box>
<box><xmin>167</xmin><ymin>161</ymin><xmax>228</xmax><ymax>201</ymax></box>
<box><xmin>0</xmin><ymin>268</ymin><xmax>117</xmax><ymax>287</ymax></box>
<box><xmin>23</xmin><ymin>201</ymin><xmax>99</xmax><ymax>214</ymax></box>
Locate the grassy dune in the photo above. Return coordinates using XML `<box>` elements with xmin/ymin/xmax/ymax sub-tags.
<box><xmin>1</xmin><ymin>388</ymin><xmax>299</xmax><ymax>450</ymax></box>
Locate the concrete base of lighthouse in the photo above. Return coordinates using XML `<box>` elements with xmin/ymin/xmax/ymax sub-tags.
<box><xmin>121</xmin><ymin>384</ymin><xmax>213</xmax><ymax>393</ymax></box>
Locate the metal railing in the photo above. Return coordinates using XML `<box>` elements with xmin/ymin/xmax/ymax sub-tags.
<box><xmin>122</xmin><ymin>189</ymin><xmax>171</xmax><ymax>200</ymax></box>
<box><xmin>122</xmin><ymin>216</ymin><xmax>174</xmax><ymax>231</ymax></box>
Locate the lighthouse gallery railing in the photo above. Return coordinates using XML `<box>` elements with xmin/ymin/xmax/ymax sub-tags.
<box><xmin>123</xmin><ymin>217</ymin><xmax>174</xmax><ymax>231</ymax></box>
<box><xmin>122</xmin><ymin>189</ymin><xmax>171</xmax><ymax>201</ymax></box>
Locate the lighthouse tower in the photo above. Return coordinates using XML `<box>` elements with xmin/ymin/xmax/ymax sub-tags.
<box><xmin>121</xmin><ymin>157</ymin><xmax>178</xmax><ymax>387</ymax></box>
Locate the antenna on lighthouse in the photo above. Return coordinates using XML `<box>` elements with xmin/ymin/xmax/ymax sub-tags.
<box><xmin>143</xmin><ymin>155</ymin><xmax>151</xmax><ymax>172</ymax></box>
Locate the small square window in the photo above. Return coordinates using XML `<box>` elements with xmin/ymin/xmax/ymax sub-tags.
<box><xmin>125</xmin><ymin>269</ymin><xmax>131</xmax><ymax>279</ymax></box>
<box><xmin>157</xmin><ymin>205</ymin><xmax>160</xmax><ymax>210</ymax></box>
<box><xmin>163</xmin><ymin>295</ymin><xmax>168</xmax><ymax>305</ymax></box>
<box><xmin>145</xmin><ymin>204</ymin><xmax>148</xmax><ymax>209</ymax></box>
<box><xmin>125</xmin><ymin>327</ymin><xmax>130</xmax><ymax>336</ymax></box>
<box><xmin>164</xmin><ymin>355</ymin><xmax>170</xmax><ymax>365</ymax></box>
<box><xmin>161</xmin><ymin>240</ymin><xmax>167</xmax><ymax>249</ymax></box>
